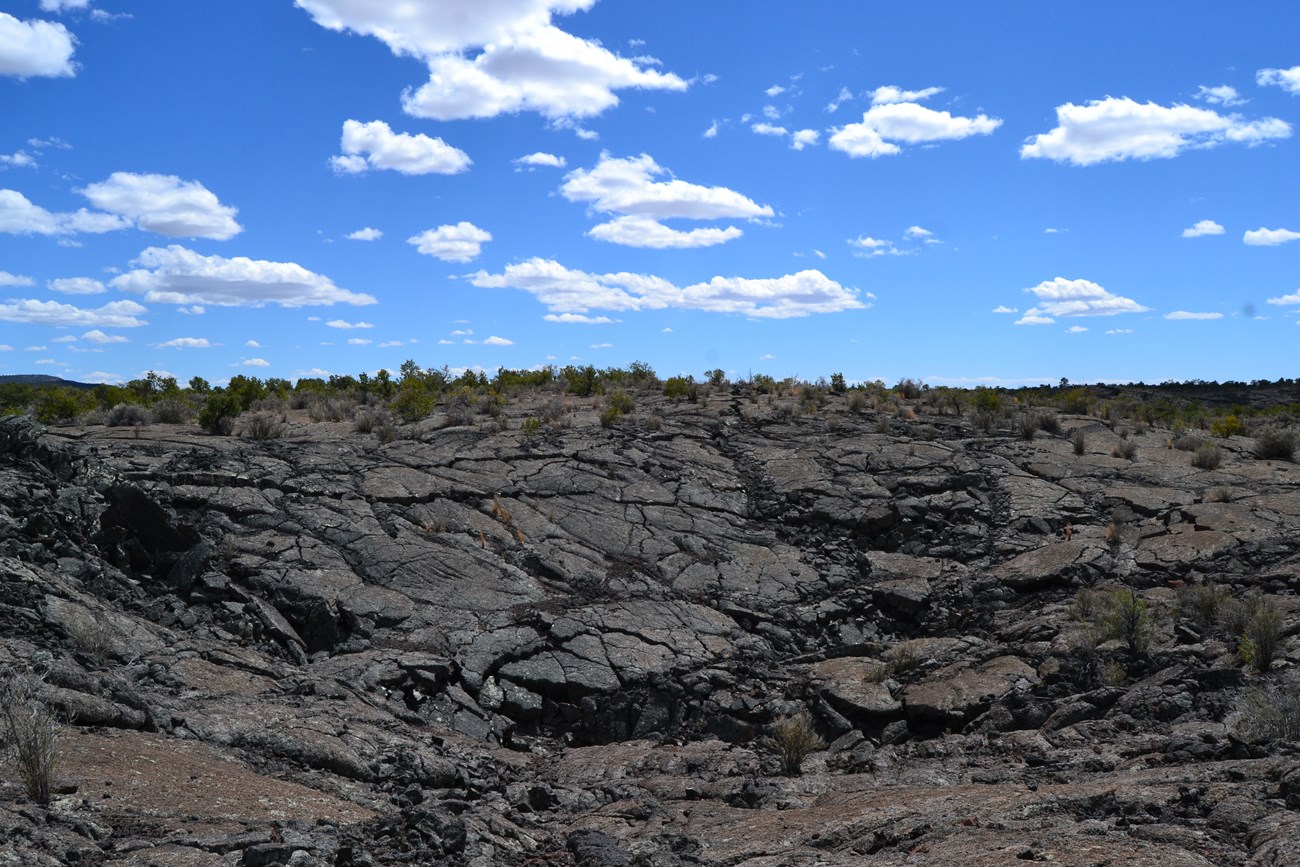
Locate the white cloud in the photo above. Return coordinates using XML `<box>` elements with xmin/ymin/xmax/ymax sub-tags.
<box><xmin>1265</xmin><ymin>290</ymin><xmax>1300</xmax><ymax>306</ymax></box>
<box><xmin>1020</xmin><ymin>96</ymin><xmax>1290</xmax><ymax>165</ymax></box>
<box><xmin>992</xmin><ymin>305</ymin><xmax>1018</xmax><ymax>314</ymax></box>
<box><xmin>1165</xmin><ymin>311</ymin><xmax>1223</xmax><ymax>320</ymax></box>
<box><xmin>0</xmin><ymin>188</ymin><xmax>129</xmax><ymax>235</ymax></box>
<box><xmin>703</xmin><ymin>120</ymin><xmax>719</xmax><ymax>138</ymax></box>
<box><xmin>25</xmin><ymin>345</ymin><xmax>47</xmax><ymax>351</ymax></box>
<box><xmin>51</xmin><ymin>335</ymin><xmax>76</xmax><ymax>343</ymax></box>
<box><xmin>761</xmin><ymin>104</ymin><xmax>782</xmax><ymax>121</ymax></box>
<box><xmin>0</xmin><ymin>345</ymin><xmax>10</xmax><ymax>351</ymax></box>
<box><xmin>483</xmin><ymin>335</ymin><xmax>513</xmax><ymax>346</ymax></box>
<box><xmin>0</xmin><ymin>298</ymin><xmax>147</xmax><ymax>328</ymax></box>
<box><xmin>826</xmin><ymin>86</ymin><xmax>852</xmax><ymax>113</ymax></box>
<box><xmin>1106</xmin><ymin>328</ymin><xmax>1134</xmax><ymax>334</ymax></box>
<box><xmin>112</xmin><ymin>245</ymin><xmax>376</xmax><ymax>307</ymax></box>
<box><xmin>1013</xmin><ymin>277</ymin><xmax>1150</xmax><ymax>325</ymax></box>
<box><xmin>326</xmin><ymin>319</ymin><xmax>373</xmax><ymax>329</ymax></box>
<box><xmin>0</xmin><ymin>12</ymin><xmax>76</xmax><ymax>78</ymax></box>
<box><xmin>543</xmin><ymin>312</ymin><xmax>613</xmax><ymax>324</ymax></box>
<box><xmin>513</xmin><ymin>151</ymin><xmax>566</xmax><ymax>169</ymax></box>
<box><xmin>438</xmin><ymin>338</ymin><xmax>454</xmax><ymax>345</ymax></box>
<box><xmin>560</xmin><ymin>152</ymin><xmax>771</xmax><ymax>249</ymax></box>
<box><xmin>848</xmin><ymin>236</ymin><xmax>904</xmax><ymax>257</ymax></box>
<box><xmin>1044</xmin><ymin>227</ymin><xmax>1062</xmax><ymax>234</ymax></box>
<box><xmin>48</xmin><ymin>276</ymin><xmax>105</xmax><ymax>294</ymax></box>
<box><xmin>245</xmin><ymin>339</ymin><xmax>260</xmax><ymax>347</ymax></box>
<box><xmin>347</xmin><ymin>337</ymin><xmax>371</xmax><ymax>345</ymax></box>
<box><xmin>765</xmin><ymin>84</ymin><xmax>785</xmax><ymax>97</ymax></box>
<box><xmin>0</xmin><ymin>151</ymin><xmax>36</xmax><ymax>168</ymax></box>
<box><xmin>904</xmin><ymin>226</ymin><xmax>932</xmax><ymax>240</ymax></box>
<box><xmin>587</xmin><ymin>215</ymin><xmax>742</xmax><ymax>249</ymax></box>
<box><xmin>1195</xmin><ymin>85</ymin><xmax>1244</xmax><ymax>107</ymax></box>
<box><xmin>81</xmin><ymin>329</ymin><xmax>125</xmax><ymax>343</ymax></box>
<box><xmin>378</xmin><ymin>339</ymin><xmax>404</xmax><ymax>347</ymax></box>
<box><xmin>39</xmin><ymin>1</ymin><xmax>92</xmax><ymax>11</ymax></box>
<box><xmin>829</xmin><ymin>102</ymin><xmax>1001</xmax><ymax>158</ymax></box>
<box><xmin>1065</xmin><ymin>325</ymin><xmax>1088</xmax><ymax>333</ymax></box>
<box><xmin>1243</xmin><ymin>227</ymin><xmax>1300</xmax><ymax>246</ymax></box>
<box><xmin>759</xmin><ymin>353</ymin><xmax>775</xmax><ymax>360</ymax></box>
<box><xmin>869</xmin><ymin>84</ymin><xmax>944</xmax><ymax>105</ymax></box>
<box><xmin>407</xmin><ymin>221</ymin><xmax>492</xmax><ymax>262</ymax></box>
<box><xmin>80</xmin><ymin>172</ymin><xmax>242</xmax><ymax>239</ymax></box>
<box><xmin>1182</xmin><ymin>219</ymin><xmax>1224</xmax><ymax>238</ymax></box>
<box><xmin>470</xmin><ymin>258</ymin><xmax>867</xmax><ymax>319</ymax></box>
<box><xmin>751</xmin><ymin>122</ymin><xmax>787</xmax><ymax>136</ymax></box>
<box><xmin>155</xmin><ymin>337</ymin><xmax>213</xmax><ymax>349</ymax></box>
<box><xmin>178</xmin><ymin>305</ymin><xmax>204</xmax><ymax>315</ymax></box>
<box><xmin>346</xmin><ymin>226</ymin><xmax>382</xmax><ymax>241</ymax></box>
<box><xmin>238</xmin><ymin>357</ymin><xmax>270</xmax><ymax>367</ymax></box>
<box><xmin>590</xmin><ymin>342</ymin><xmax>612</xmax><ymax>349</ymax></box>
<box><xmin>330</xmin><ymin>119</ymin><xmax>470</xmax><ymax>175</ymax></box>
<box><xmin>0</xmin><ymin>270</ymin><xmax>34</xmax><ymax>287</ymax></box>
<box><xmin>1257</xmin><ymin>66</ymin><xmax>1300</xmax><ymax>95</ymax></box>
<box><xmin>790</xmin><ymin>129</ymin><xmax>820</xmax><ymax>150</ymax></box>
<box><xmin>296</xmin><ymin>0</ymin><xmax>687</xmax><ymax>121</ymax></box>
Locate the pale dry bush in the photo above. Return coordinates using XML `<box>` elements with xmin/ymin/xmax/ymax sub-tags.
<box><xmin>0</xmin><ymin>671</ymin><xmax>59</xmax><ymax>805</ymax></box>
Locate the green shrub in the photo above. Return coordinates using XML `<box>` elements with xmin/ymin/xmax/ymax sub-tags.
<box><xmin>599</xmin><ymin>407</ymin><xmax>623</xmax><ymax>428</ymax></box>
<box><xmin>768</xmin><ymin>712</ymin><xmax>825</xmax><ymax>776</ymax></box>
<box><xmin>1243</xmin><ymin>599</ymin><xmax>1285</xmax><ymax>672</ymax></box>
<box><xmin>198</xmin><ymin>392</ymin><xmax>240</xmax><ymax>435</ymax></box>
<box><xmin>390</xmin><ymin>384</ymin><xmax>437</xmax><ymax>423</ymax></box>
<box><xmin>607</xmin><ymin>391</ymin><xmax>635</xmax><ymax>414</ymax></box>
<box><xmin>35</xmin><ymin>388</ymin><xmax>93</xmax><ymax>424</ymax></box>
<box><xmin>705</xmin><ymin>368</ymin><xmax>727</xmax><ymax>387</ymax></box>
<box><xmin>664</xmin><ymin>375</ymin><xmax>697</xmax><ymax>402</ymax></box>
<box><xmin>521</xmin><ymin>417</ymin><xmax>543</xmax><ymax>439</ymax></box>
<box><xmin>1255</xmin><ymin>426</ymin><xmax>1297</xmax><ymax>461</ymax></box>
<box><xmin>1177</xmin><ymin>583</ymin><xmax>1230</xmax><ymax>631</ymax></box>
<box><xmin>1211</xmin><ymin>414</ymin><xmax>1244</xmax><ymax>438</ymax></box>
<box><xmin>1103</xmin><ymin>589</ymin><xmax>1152</xmax><ymax>653</ymax></box>
<box><xmin>830</xmin><ymin>372</ymin><xmax>846</xmax><ymax>394</ymax></box>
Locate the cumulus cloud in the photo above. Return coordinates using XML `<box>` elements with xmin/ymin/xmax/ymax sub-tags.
<box><xmin>751</xmin><ymin>122</ymin><xmax>787</xmax><ymax>136</ymax></box>
<box><xmin>1182</xmin><ymin>219</ymin><xmax>1224</xmax><ymax>238</ymax></box>
<box><xmin>1165</xmin><ymin>311</ymin><xmax>1223</xmax><ymax>320</ymax></box>
<box><xmin>295</xmin><ymin>0</ymin><xmax>686</xmax><ymax>121</ymax></box>
<box><xmin>112</xmin><ymin>245</ymin><xmax>376</xmax><ymax>308</ymax></box>
<box><xmin>1195</xmin><ymin>85</ymin><xmax>1244</xmax><ymax>107</ymax></box>
<box><xmin>829</xmin><ymin>101</ymin><xmax>1001</xmax><ymax>158</ymax></box>
<box><xmin>237</xmin><ymin>357</ymin><xmax>270</xmax><ymax>367</ymax></box>
<box><xmin>0</xmin><ymin>298</ymin><xmax>147</xmax><ymax>328</ymax></box>
<box><xmin>407</xmin><ymin>221</ymin><xmax>492</xmax><ymax>262</ymax></box>
<box><xmin>1013</xmin><ymin>277</ymin><xmax>1149</xmax><ymax>325</ymax></box>
<box><xmin>346</xmin><ymin>337</ymin><xmax>370</xmax><ymax>345</ymax></box>
<box><xmin>1065</xmin><ymin>325</ymin><xmax>1088</xmax><ymax>333</ymax></box>
<box><xmin>346</xmin><ymin>227</ymin><xmax>382</xmax><ymax>241</ymax></box>
<box><xmin>325</xmin><ymin>319</ymin><xmax>373</xmax><ymax>329</ymax></box>
<box><xmin>543</xmin><ymin>312</ymin><xmax>613</xmax><ymax>324</ymax></box>
<box><xmin>0</xmin><ymin>12</ymin><xmax>76</xmax><ymax>78</ymax></box>
<box><xmin>155</xmin><ymin>337</ymin><xmax>213</xmax><ymax>349</ymax></box>
<box><xmin>1</xmin><ymin>151</ymin><xmax>36</xmax><ymax>168</ymax></box>
<box><xmin>0</xmin><ymin>188</ymin><xmax>129</xmax><ymax>235</ymax></box>
<box><xmin>848</xmin><ymin>236</ymin><xmax>904</xmax><ymax>257</ymax></box>
<box><xmin>790</xmin><ymin>129</ymin><xmax>820</xmax><ymax>150</ymax></box>
<box><xmin>81</xmin><ymin>329</ymin><xmax>125</xmax><ymax>343</ymax></box>
<box><xmin>469</xmin><ymin>258</ymin><xmax>867</xmax><ymax>319</ymax></box>
<box><xmin>1020</xmin><ymin>97</ymin><xmax>1290</xmax><ymax>165</ymax></box>
<box><xmin>483</xmin><ymin>335</ymin><xmax>513</xmax><ymax>346</ymax></box>
<box><xmin>1243</xmin><ymin>227</ymin><xmax>1300</xmax><ymax>246</ymax></box>
<box><xmin>869</xmin><ymin>84</ymin><xmax>944</xmax><ymax>105</ymax></box>
<box><xmin>0</xmin><ymin>270</ymin><xmax>34</xmax><ymax>287</ymax></box>
<box><xmin>1266</xmin><ymin>290</ymin><xmax>1300</xmax><ymax>306</ymax></box>
<box><xmin>330</xmin><ymin>119</ymin><xmax>470</xmax><ymax>175</ymax></box>
<box><xmin>992</xmin><ymin>305</ymin><xmax>1018</xmax><ymax>314</ymax></box>
<box><xmin>560</xmin><ymin>152</ymin><xmax>771</xmax><ymax>248</ymax></box>
<box><xmin>48</xmin><ymin>276</ymin><xmax>105</xmax><ymax>294</ymax></box>
<box><xmin>80</xmin><ymin>172</ymin><xmax>242</xmax><ymax>239</ymax></box>
<box><xmin>1257</xmin><ymin>66</ymin><xmax>1300</xmax><ymax>95</ymax></box>
<box><xmin>514</xmin><ymin>151</ymin><xmax>566</xmax><ymax>169</ymax></box>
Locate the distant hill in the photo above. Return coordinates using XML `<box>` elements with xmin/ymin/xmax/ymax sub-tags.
<box><xmin>0</xmin><ymin>374</ymin><xmax>96</xmax><ymax>389</ymax></box>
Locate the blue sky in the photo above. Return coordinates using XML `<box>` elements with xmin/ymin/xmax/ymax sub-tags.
<box><xmin>2</xmin><ymin>1</ymin><xmax>1299</xmax><ymax>387</ymax></box>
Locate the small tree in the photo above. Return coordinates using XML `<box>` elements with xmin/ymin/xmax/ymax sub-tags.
<box><xmin>1103</xmin><ymin>589</ymin><xmax>1152</xmax><ymax>654</ymax></box>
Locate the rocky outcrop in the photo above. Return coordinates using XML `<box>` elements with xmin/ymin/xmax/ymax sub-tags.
<box><xmin>0</xmin><ymin>390</ymin><xmax>1297</xmax><ymax>865</ymax></box>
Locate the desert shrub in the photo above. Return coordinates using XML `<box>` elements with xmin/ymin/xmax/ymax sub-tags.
<box><xmin>607</xmin><ymin>391</ymin><xmax>635</xmax><ymax>414</ymax></box>
<box><xmin>1192</xmin><ymin>444</ymin><xmax>1223</xmax><ymax>470</ymax></box>
<box><xmin>1111</xmin><ymin>440</ymin><xmax>1138</xmax><ymax>461</ymax></box>
<box><xmin>1177</xmin><ymin>583</ymin><xmax>1230</xmax><ymax>632</ymax></box>
<box><xmin>0</xmin><ymin>672</ymin><xmax>59</xmax><ymax>805</ymax></box>
<box><xmin>1037</xmin><ymin>413</ymin><xmax>1062</xmax><ymax>435</ymax></box>
<box><xmin>846</xmin><ymin>392</ymin><xmax>867</xmax><ymax>414</ymax></box>
<box><xmin>1072</xmin><ymin>430</ymin><xmax>1087</xmax><ymax>455</ymax></box>
<box><xmin>664</xmin><ymin>376</ymin><xmax>697</xmax><ymax>402</ymax></box>
<box><xmin>1103</xmin><ymin>589</ymin><xmax>1152</xmax><ymax>654</ymax></box>
<box><xmin>1101</xmin><ymin>660</ymin><xmax>1130</xmax><ymax>687</ymax></box>
<box><xmin>768</xmin><ymin>712</ymin><xmax>825</xmax><ymax>776</ymax></box>
<box><xmin>307</xmin><ymin>395</ymin><xmax>356</xmax><ymax>423</ymax></box>
<box><xmin>972</xmin><ymin>387</ymin><xmax>1001</xmax><ymax>415</ymax></box>
<box><xmin>353</xmin><ymin>408</ymin><xmax>383</xmax><ymax>433</ymax></box>
<box><xmin>973</xmin><ymin>411</ymin><xmax>997</xmax><ymax>434</ymax></box>
<box><xmin>1211</xmin><ymin>414</ymin><xmax>1244</xmax><ymax>438</ymax></box>
<box><xmin>1236</xmin><ymin>684</ymin><xmax>1300</xmax><ymax>741</ymax></box>
<box><xmin>830</xmin><ymin>372</ymin><xmax>846</xmax><ymax>393</ymax></box>
<box><xmin>106</xmin><ymin>403</ymin><xmax>149</xmax><ymax>427</ymax></box>
<box><xmin>150</xmin><ymin>398</ymin><xmax>192</xmax><ymax>424</ymax></box>
<box><xmin>1018</xmin><ymin>414</ymin><xmax>1038</xmax><ymax>441</ymax></box>
<box><xmin>1205</xmin><ymin>486</ymin><xmax>1236</xmax><ymax>503</ymax></box>
<box><xmin>888</xmin><ymin>640</ymin><xmax>923</xmax><ymax>678</ymax></box>
<box><xmin>1255</xmin><ymin>426</ymin><xmax>1297</xmax><ymax>461</ymax></box>
<box><xmin>35</xmin><ymin>387</ymin><xmax>94</xmax><ymax>424</ymax></box>
<box><xmin>1242</xmin><ymin>599</ymin><xmax>1285</xmax><ymax>672</ymax></box>
<box><xmin>198</xmin><ymin>392</ymin><xmax>239</xmax><ymax>436</ymax></box>
<box><xmin>894</xmin><ymin>378</ymin><xmax>923</xmax><ymax>400</ymax></box>
<box><xmin>643</xmin><ymin>415</ymin><xmax>663</xmax><ymax>432</ymax></box>
<box><xmin>600</xmin><ymin>407</ymin><xmax>623</xmax><ymax>428</ymax></box>
<box><xmin>1173</xmin><ymin>435</ymin><xmax>1206</xmax><ymax>452</ymax></box>
<box><xmin>1071</xmin><ymin>587</ymin><xmax>1105</xmax><ymax>625</ymax></box>
<box><xmin>706</xmin><ymin>368</ymin><xmax>727</xmax><ymax>387</ymax></box>
<box><xmin>237</xmin><ymin>411</ymin><xmax>284</xmax><ymax>440</ymax></box>
<box><xmin>521</xmin><ymin>417</ymin><xmax>543</xmax><ymax>439</ymax></box>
